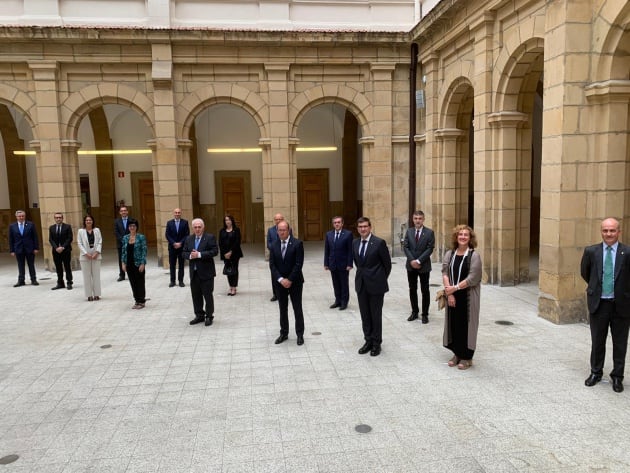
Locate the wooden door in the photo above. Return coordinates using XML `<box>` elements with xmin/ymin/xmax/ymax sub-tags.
<box><xmin>298</xmin><ymin>169</ymin><xmax>328</xmax><ymax>241</ymax></box>
<box><xmin>221</xmin><ymin>176</ymin><xmax>247</xmax><ymax>242</ymax></box>
<box><xmin>138</xmin><ymin>178</ymin><xmax>157</xmax><ymax>247</ymax></box>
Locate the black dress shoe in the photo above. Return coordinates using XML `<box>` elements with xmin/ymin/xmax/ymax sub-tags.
<box><xmin>31</xmin><ymin>280</ymin><xmax>39</xmax><ymax>286</ymax></box>
<box><xmin>421</xmin><ymin>314</ymin><xmax>429</xmax><ymax>324</ymax></box>
<box><xmin>51</xmin><ymin>284</ymin><xmax>65</xmax><ymax>290</ymax></box>
<box><xmin>189</xmin><ymin>317</ymin><xmax>205</xmax><ymax>325</ymax></box>
<box><xmin>297</xmin><ymin>336</ymin><xmax>304</xmax><ymax>346</ymax></box>
<box><xmin>370</xmin><ymin>346</ymin><xmax>381</xmax><ymax>357</ymax></box>
<box><xmin>339</xmin><ymin>305</ymin><xmax>347</xmax><ymax>310</ymax></box>
<box><xmin>358</xmin><ymin>342</ymin><xmax>372</xmax><ymax>355</ymax></box>
<box><xmin>612</xmin><ymin>378</ymin><xmax>624</xmax><ymax>393</ymax></box>
<box><xmin>169</xmin><ymin>282</ymin><xmax>176</xmax><ymax>287</ymax></box>
<box><xmin>407</xmin><ymin>312</ymin><xmax>419</xmax><ymax>321</ymax></box>
<box><xmin>330</xmin><ymin>303</ymin><xmax>340</xmax><ymax>309</ymax></box>
<box><xmin>13</xmin><ymin>282</ymin><xmax>25</xmax><ymax>287</ymax></box>
<box><xmin>275</xmin><ymin>334</ymin><xmax>288</xmax><ymax>344</ymax></box>
<box><xmin>117</xmin><ymin>276</ymin><xmax>125</xmax><ymax>282</ymax></box>
<box><xmin>179</xmin><ymin>281</ymin><xmax>185</xmax><ymax>287</ymax></box>
<box><xmin>205</xmin><ymin>316</ymin><xmax>213</xmax><ymax>326</ymax></box>
<box><xmin>67</xmin><ymin>284</ymin><xmax>72</xmax><ymax>290</ymax></box>
<box><xmin>584</xmin><ymin>374</ymin><xmax>602</xmax><ymax>387</ymax></box>
<box><xmin>270</xmin><ymin>295</ymin><xmax>278</xmax><ymax>302</ymax></box>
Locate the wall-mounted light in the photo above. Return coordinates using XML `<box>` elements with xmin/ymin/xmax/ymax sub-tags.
<box><xmin>207</xmin><ymin>148</ymin><xmax>261</xmax><ymax>153</ymax></box>
<box><xmin>295</xmin><ymin>147</ymin><xmax>337</xmax><ymax>152</ymax></box>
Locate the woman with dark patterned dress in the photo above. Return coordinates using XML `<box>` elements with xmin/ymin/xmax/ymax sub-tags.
<box><xmin>219</xmin><ymin>214</ymin><xmax>243</xmax><ymax>296</ymax></box>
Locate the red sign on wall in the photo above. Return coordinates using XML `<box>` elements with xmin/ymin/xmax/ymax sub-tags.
<box><xmin>118</xmin><ymin>172</ymin><xmax>124</xmax><ymax>178</ymax></box>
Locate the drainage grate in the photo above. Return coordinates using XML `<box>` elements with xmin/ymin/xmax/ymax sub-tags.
<box><xmin>0</xmin><ymin>455</ymin><xmax>19</xmax><ymax>465</ymax></box>
<box><xmin>355</xmin><ymin>424</ymin><xmax>372</xmax><ymax>433</ymax></box>
<box><xmin>495</xmin><ymin>320</ymin><xmax>514</xmax><ymax>326</ymax></box>
<box><xmin>100</xmin><ymin>344</ymin><xmax>112</xmax><ymax>349</ymax></box>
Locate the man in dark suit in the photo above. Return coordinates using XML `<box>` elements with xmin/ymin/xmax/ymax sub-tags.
<box><xmin>403</xmin><ymin>210</ymin><xmax>435</xmax><ymax>323</ymax></box>
<box><xmin>183</xmin><ymin>218</ymin><xmax>218</xmax><ymax>327</ymax></box>
<box><xmin>266</xmin><ymin>213</ymin><xmax>292</xmax><ymax>302</ymax></box>
<box><xmin>165</xmin><ymin>208</ymin><xmax>190</xmax><ymax>288</ymax></box>
<box><xmin>353</xmin><ymin>217</ymin><xmax>391</xmax><ymax>356</ymax></box>
<box><xmin>114</xmin><ymin>206</ymin><xmax>131</xmax><ymax>281</ymax></box>
<box><xmin>581</xmin><ymin>217</ymin><xmax>630</xmax><ymax>393</ymax></box>
<box><xmin>48</xmin><ymin>212</ymin><xmax>73</xmax><ymax>290</ymax></box>
<box><xmin>324</xmin><ymin>216</ymin><xmax>353</xmax><ymax>310</ymax></box>
<box><xmin>269</xmin><ymin>220</ymin><xmax>305</xmax><ymax>346</ymax></box>
<box><xmin>9</xmin><ymin>209</ymin><xmax>40</xmax><ymax>287</ymax></box>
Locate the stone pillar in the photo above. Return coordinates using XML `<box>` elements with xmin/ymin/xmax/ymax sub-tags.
<box><xmin>364</xmin><ymin>64</ymin><xmax>395</xmax><ymax>242</ymax></box>
<box><xmin>263</xmin><ymin>64</ymin><xmax>293</xmax><ymax>230</ymax></box>
<box><xmin>150</xmin><ymin>42</ymin><xmax>191</xmax><ymax>267</ymax></box>
<box><xmin>471</xmin><ymin>11</ymin><xmax>496</xmax><ymax>284</ymax></box>
<box><xmin>538</xmin><ymin>1</ymin><xmax>593</xmax><ymax>323</ymax></box>
<box><xmin>487</xmin><ymin>111</ymin><xmax>529</xmax><ymax>286</ymax></box>
<box><xmin>433</xmin><ymin>128</ymin><xmax>466</xmax><ymax>256</ymax></box>
<box><xmin>29</xmin><ymin>61</ymin><xmax>82</xmax><ymax>270</ymax></box>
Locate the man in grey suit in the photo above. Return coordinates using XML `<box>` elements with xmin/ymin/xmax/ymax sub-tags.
<box><xmin>353</xmin><ymin>217</ymin><xmax>391</xmax><ymax>357</ymax></box>
<box><xmin>403</xmin><ymin>210</ymin><xmax>435</xmax><ymax>323</ymax></box>
<box><xmin>580</xmin><ymin>217</ymin><xmax>630</xmax><ymax>393</ymax></box>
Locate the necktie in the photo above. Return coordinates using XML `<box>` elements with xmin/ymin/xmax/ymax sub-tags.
<box><xmin>281</xmin><ymin>240</ymin><xmax>287</xmax><ymax>259</ymax></box>
<box><xmin>195</xmin><ymin>237</ymin><xmax>200</xmax><ymax>250</ymax></box>
<box><xmin>415</xmin><ymin>230</ymin><xmax>420</xmax><ymax>243</ymax></box>
<box><xmin>19</xmin><ymin>223</ymin><xmax>24</xmax><ymax>235</ymax></box>
<box><xmin>175</xmin><ymin>220</ymin><xmax>179</xmax><ymax>233</ymax></box>
<box><xmin>360</xmin><ymin>240</ymin><xmax>367</xmax><ymax>260</ymax></box>
<box><xmin>603</xmin><ymin>246</ymin><xmax>614</xmax><ymax>294</ymax></box>
<box><xmin>335</xmin><ymin>232</ymin><xmax>339</xmax><ymax>241</ymax></box>
<box><xmin>57</xmin><ymin>225</ymin><xmax>61</xmax><ymax>236</ymax></box>
<box><xmin>123</xmin><ymin>218</ymin><xmax>127</xmax><ymax>230</ymax></box>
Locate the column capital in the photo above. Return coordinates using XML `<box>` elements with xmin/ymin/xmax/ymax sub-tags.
<box><xmin>177</xmin><ymin>139</ymin><xmax>193</xmax><ymax>150</ymax></box>
<box><xmin>488</xmin><ymin>111</ymin><xmax>528</xmax><ymax>128</ymax></box>
<box><xmin>435</xmin><ymin>128</ymin><xmax>466</xmax><ymax>139</ymax></box>
<box><xmin>28</xmin><ymin>61</ymin><xmax>58</xmax><ymax>80</ymax></box>
<box><xmin>358</xmin><ymin>136</ymin><xmax>375</xmax><ymax>146</ymax></box>
<box><xmin>147</xmin><ymin>139</ymin><xmax>157</xmax><ymax>151</ymax></box>
<box><xmin>585</xmin><ymin>80</ymin><xmax>630</xmax><ymax>103</ymax></box>
<box><xmin>60</xmin><ymin>140</ymin><xmax>81</xmax><ymax>151</ymax></box>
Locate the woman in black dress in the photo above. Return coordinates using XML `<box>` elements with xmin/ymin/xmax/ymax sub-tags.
<box><xmin>219</xmin><ymin>214</ymin><xmax>243</xmax><ymax>296</ymax></box>
<box><xmin>441</xmin><ymin>224</ymin><xmax>482</xmax><ymax>370</ymax></box>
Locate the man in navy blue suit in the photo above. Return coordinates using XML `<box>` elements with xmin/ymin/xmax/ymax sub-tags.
<box><xmin>324</xmin><ymin>216</ymin><xmax>353</xmax><ymax>310</ymax></box>
<box><xmin>267</xmin><ymin>213</ymin><xmax>292</xmax><ymax>302</ymax></box>
<box><xmin>9</xmin><ymin>209</ymin><xmax>40</xmax><ymax>287</ymax></box>
<box><xmin>269</xmin><ymin>220</ymin><xmax>305</xmax><ymax>346</ymax></box>
<box><xmin>165</xmin><ymin>208</ymin><xmax>190</xmax><ymax>287</ymax></box>
<box><xmin>353</xmin><ymin>217</ymin><xmax>391</xmax><ymax>356</ymax></box>
<box><xmin>403</xmin><ymin>210</ymin><xmax>435</xmax><ymax>323</ymax></box>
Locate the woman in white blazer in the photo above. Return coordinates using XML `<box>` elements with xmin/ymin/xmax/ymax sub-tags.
<box><xmin>77</xmin><ymin>214</ymin><xmax>103</xmax><ymax>301</ymax></box>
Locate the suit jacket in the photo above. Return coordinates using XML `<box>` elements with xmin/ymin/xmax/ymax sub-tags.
<box><xmin>324</xmin><ymin>229</ymin><xmax>353</xmax><ymax>271</ymax></box>
<box><xmin>269</xmin><ymin>236</ymin><xmax>304</xmax><ymax>285</ymax></box>
<box><xmin>353</xmin><ymin>234</ymin><xmax>391</xmax><ymax>294</ymax></box>
<box><xmin>49</xmin><ymin>222</ymin><xmax>73</xmax><ymax>252</ymax></box>
<box><xmin>165</xmin><ymin>218</ymin><xmax>190</xmax><ymax>251</ymax></box>
<box><xmin>581</xmin><ymin>241</ymin><xmax>630</xmax><ymax>316</ymax></box>
<box><xmin>9</xmin><ymin>220</ymin><xmax>39</xmax><ymax>254</ymax></box>
<box><xmin>403</xmin><ymin>225</ymin><xmax>435</xmax><ymax>273</ymax></box>
<box><xmin>267</xmin><ymin>225</ymin><xmax>293</xmax><ymax>251</ymax></box>
<box><xmin>114</xmin><ymin>217</ymin><xmax>131</xmax><ymax>249</ymax></box>
<box><xmin>183</xmin><ymin>233</ymin><xmax>218</xmax><ymax>280</ymax></box>
<box><xmin>77</xmin><ymin>228</ymin><xmax>103</xmax><ymax>260</ymax></box>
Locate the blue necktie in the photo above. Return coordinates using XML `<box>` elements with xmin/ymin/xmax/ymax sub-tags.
<box><xmin>603</xmin><ymin>246</ymin><xmax>614</xmax><ymax>295</ymax></box>
<box><xmin>360</xmin><ymin>240</ymin><xmax>367</xmax><ymax>260</ymax></box>
<box><xmin>19</xmin><ymin>223</ymin><xmax>24</xmax><ymax>235</ymax></box>
<box><xmin>195</xmin><ymin>237</ymin><xmax>200</xmax><ymax>250</ymax></box>
<box><xmin>175</xmin><ymin>220</ymin><xmax>179</xmax><ymax>233</ymax></box>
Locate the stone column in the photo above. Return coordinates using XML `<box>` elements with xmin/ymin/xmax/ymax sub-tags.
<box><xmin>433</xmin><ymin>128</ymin><xmax>466</xmax><ymax>256</ymax></box>
<box><xmin>364</xmin><ymin>64</ymin><xmax>395</xmax><ymax>242</ymax></box>
<box><xmin>538</xmin><ymin>1</ymin><xmax>594</xmax><ymax>323</ymax></box>
<box><xmin>150</xmin><ymin>42</ymin><xmax>191</xmax><ymax>267</ymax></box>
<box><xmin>29</xmin><ymin>61</ymin><xmax>82</xmax><ymax>270</ymax></box>
<box><xmin>487</xmin><ymin>111</ymin><xmax>529</xmax><ymax>286</ymax></box>
<box><xmin>263</xmin><ymin>64</ymin><xmax>293</xmax><ymax>230</ymax></box>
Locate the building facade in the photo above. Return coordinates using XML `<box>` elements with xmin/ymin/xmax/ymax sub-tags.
<box><xmin>1</xmin><ymin>0</ymin><xmax>629</xmax><ymax>323</ymax></box>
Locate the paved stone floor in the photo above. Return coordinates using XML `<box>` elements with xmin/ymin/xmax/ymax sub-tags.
<box><xmin>0</xmin><ymin>242</ymin><xmax>629</xmax><ymax>472</ymax></box>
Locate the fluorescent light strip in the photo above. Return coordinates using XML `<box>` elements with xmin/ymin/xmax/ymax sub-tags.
<box><xmin>207</xmin><ymin>148</ymin><xmax>261</xmax><ymax>153</ymax></box>
<box><xmin>295</xmin><ymin>147</ymin><xmax>337</xmax><ymax>152</ymax></box>
<box><xmin>13</xmin><ymin>150</ymin><xmax>151</xmax><ymax>156</ymax></box>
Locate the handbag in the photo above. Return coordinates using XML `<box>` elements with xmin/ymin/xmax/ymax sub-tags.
<box><xmin>223</xmin><ymin>261</ymin><xmax>237</xmax><ymax>276</ymax></box>
<box><xmin>435</xmin><ymin>289</ymin><xmax>447</xmax><ymax>310</ymax></box>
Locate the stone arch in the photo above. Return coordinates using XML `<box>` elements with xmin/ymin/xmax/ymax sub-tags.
<box><xmin>439</xmin><ymin>76</ymin><xmax>474</xmax><ymax>130</ymax></box>
<box><xmin>494</xmin><ymin>37</ymin><xmax>544</xmax><ymax>112</ymax></box>
<box><xmin>61</xmin><ymin>84</ymin><xmax>155</xmax><ymax>141</ymax></box>
<box><xmin>593</xmin><ymin>0</ymin><xmax>630</xmax><ymax>81</ymax></box>
<box><xmin>288</xmin><ymin>84</ymin><xmax>372</xmax><ymax>137</ymax></box>
<box><xmin>0</xmin><ymin>82</ymin><xmax>38</xmax><ymax>137</ymax></box>
<box><xmin>178</xmin><ymin>84</ymin><xmax>268</xmax><ymax>140</ymax></box>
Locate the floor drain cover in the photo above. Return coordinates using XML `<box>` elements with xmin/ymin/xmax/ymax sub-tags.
<box><xmin>0</xmin><ymin>455</ymin><xmax>19</xmax><ymax>465</ymax></box>
<box><xmin>312</xmin><ymin>332</ymin><xmax>322</xmax><ymax>336</ymax></box>
<box><xmin>100</xmin><ymin>344</ymin><xmax>112</xmax><ymax>349</ymax></box>
<box><xmin>355</xmin><ymin>424</ymin><xmax>372</xmax><ymax>433</ymax></box>
<box><xmin>495</xmin><ymin>320</ymin><xmax>514</xmax><ymax>326</ymax></box>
